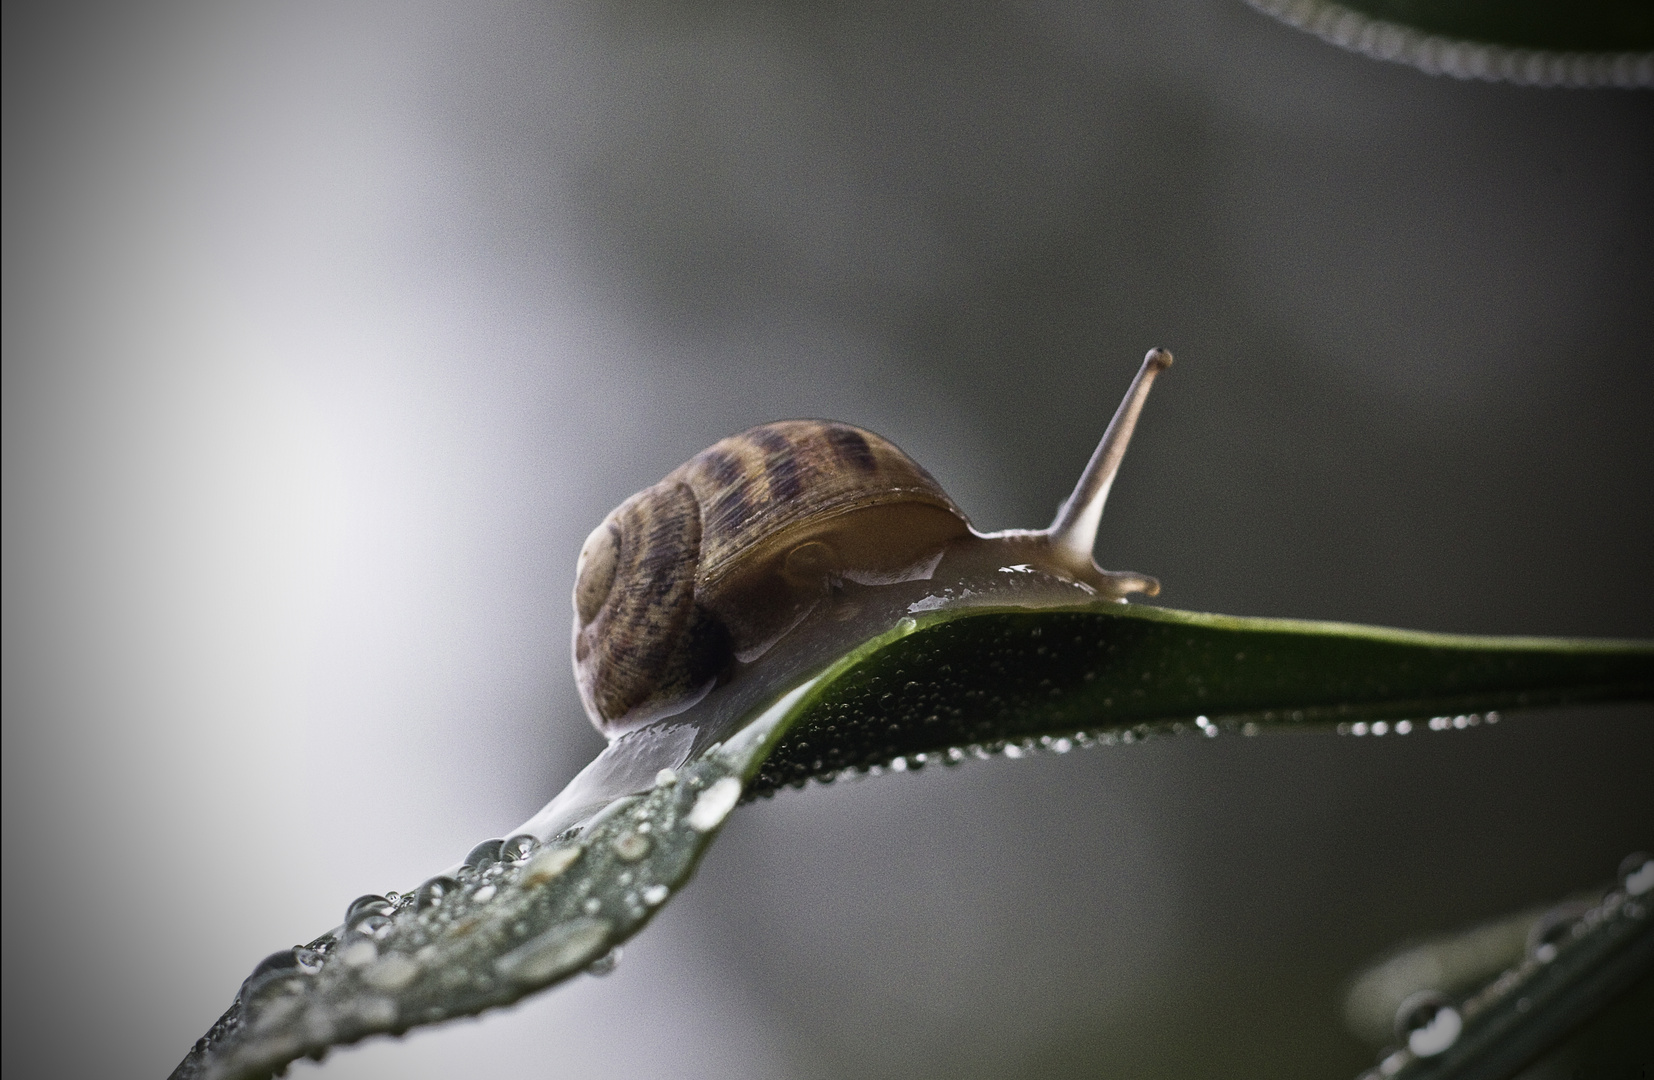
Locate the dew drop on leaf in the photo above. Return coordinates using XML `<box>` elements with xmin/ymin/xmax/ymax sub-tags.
<box><xmin>686</xmin><ymin>777</ymin><xmax>742</xmax><ymax>832</ymax></box>
<box><xmin>1620</xmin><ymin>852</ymin><xmax>1654</xmax><ymax>896</ymax></box>
<box><xmin>500</xmin><ymin>834</ymin><xmax>538</xmax><ymax>862</ymax></box>
<box><xmin>416</xmin><ymin>875</ymin><xmax>460</xmax><ymax>911</ymax></box>
<box><xmin>1396</xmin><ymin>992</ymin><xmax>1462</xmax><ymax>1058</ymax></box>
<box><xmin>611</xmin><ymin>831</ymin><xmax>652</xmax><ymax>862</ymax></box>
<box><xmin>463</xmin><ymin>838</ymin><xmax>505</xmax><ymax>870</ymax></box>
<box><xmin>522</xmin><ymin>845</ymin><xmax>584</xmax><ymax>886</ymax></box>
<box><xmin>586</xmin><ymin>947</ymin><xmax>622</xmax><ymax>976</ymax></box>
<box><xmin>494</xmin><ymin>918</ymin><xmax>612</xmax><ymax>987</ymax></box>
<box><xmin>345</xmin><ymin>895</ymin><xmax>393</xmax><ymax>928</ymax></box>
<box><xmin>361</xmin><ymin>954</ymin><xmax>420</xmax><ymax>992</ymax></box>
<box><xmin>338</xmin><ymin>938</ymin><xmax>378</xmax><ymax>967</ymax></box>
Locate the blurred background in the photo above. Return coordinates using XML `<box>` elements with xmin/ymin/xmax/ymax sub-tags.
<box><xmin>3</xmin><ymin>1</ymin><xmax>1651</xmax><ymax>1077</ymax></box>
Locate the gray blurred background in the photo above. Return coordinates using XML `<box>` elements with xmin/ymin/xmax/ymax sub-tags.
<box><xmin>4</xmin><ymin>1</ymin><xmax>1651</xmax><ymax>1077</ymax></box>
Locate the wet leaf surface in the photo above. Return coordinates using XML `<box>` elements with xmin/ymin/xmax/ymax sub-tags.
<box><xmin>172</xmin><ymin>603</ymin><xmax>1653</xmax><ymax>1080</ymax></box>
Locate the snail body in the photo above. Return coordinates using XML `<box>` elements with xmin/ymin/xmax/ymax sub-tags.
<box><xmin>573</xmin><ymin>349</ymin><xmax>1173</xmax><ymax>739</ymax></box>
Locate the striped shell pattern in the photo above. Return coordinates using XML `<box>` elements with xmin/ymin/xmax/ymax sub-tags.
<box><xmin>573</xmin><ymin>421</ymin><xmax>970</xmax><ymax>733</ymax></box>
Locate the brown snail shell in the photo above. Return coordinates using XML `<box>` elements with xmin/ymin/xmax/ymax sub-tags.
<box><xmin>574</xmin><ymin>350</ymin><xmax>1174</xmax><ymax>737</ymax></box>
<box><xmin>574</xmin><ymin>421</ymin><xmax>973</xmax><ymax>730</ymax></box>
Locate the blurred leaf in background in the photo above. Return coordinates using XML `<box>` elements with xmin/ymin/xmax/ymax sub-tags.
<box><xmin>1245</xmin><ymin>0</ymin><xmax>1653</xmax><ymax>85</ymax></box>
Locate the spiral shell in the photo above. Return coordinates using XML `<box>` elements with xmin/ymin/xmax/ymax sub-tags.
<box><xmin>574</xmin><ymin>421</ymin><xmax>972</xmax><ymax>733</ymax></box>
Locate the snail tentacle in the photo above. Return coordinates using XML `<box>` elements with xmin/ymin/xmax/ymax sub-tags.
<box><xmin>1046</xmin><ymin>348</ymin><xmax>1172</xmax><ymax>580</ymax></box>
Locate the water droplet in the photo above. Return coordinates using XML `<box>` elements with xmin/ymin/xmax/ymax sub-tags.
<box><xmin>586</xmin><ymin>946</ymin><xmax>622</xmax><ymax>976</ymax></box>
<box><xmin>346</xmin><ymin>899</ymin><xmax>396</xmax><ymax>938</ymax></box>
<box><xmin>246</xmin><ymin>990</ymin><xmax>305</xmax><ymax>1031</ymax></box>
<box><xmin>896</xmin><ymin>617</ymin><xmax>917</xmax><ymax>634</ymax></box>
<box><xmin>358</xmin><ymin>914</ymin><xmax>394</xmax><ymax>939</ymax></box>
<box><xmin>1003</xmin><ymin>744</ymin><xmax>1024</xmax><ymax>759</ymax></box>
<box><xmin>655</xmin><ymin>768</ymin><xmax>678</xmax><ymax>787</ymax></box>
<box><xmin>686</xmin><ymin>776</ymin><xmax>742</xmax><ymax>832</ymax></box>
<box><xmin>240</xmin><ymin>949</ymin><xmax>303</xmax><ymax>1002</ymax></box>
<box><xmin>1527</xmin><ymin>902</ymin><xmax>1590</xmax><ymax>962</ymax></box>
<box><xmin>1372</xmin><ymin>721</ymin><xmax>1389</xmax><ymax>736</ymax></box>
<box><xmin>416</xmin><ymin>875</ymin><xmax>460</xmax><ymax>911</ymax></box>
<box><xmin>1395</xmin><ymin>992</ymin><xmax>1462</xmax><ymax>1057</ymax></box>
<box><xmin>501</xmin><ymin>834</ymin><xmax>538</xmax><ymax>862</ymax></box>
<box><xmin>472</xmin><ymin>884</ymin><xmax>497</xmax><ymax>903</ymax></box>
<box><xmin>1452</xmin><ymin>715</ymin><xmax>1469</xmax><ymax>729</ymax></box>
<box><xmin>1620</xmin><ymin>852</ymin><xmax>1654</xmax><ymax>897</ymax></box>
<box><xmin>354</xmin><ymin>996</ymin><xmax>398</xmax><ymax>1027</ymax></box>
<box><xmin>1429</xmin><ymin>716</ymin><xmax>1449</xmax><ymax>731</ymax></box>
<box><xmin>338</xmin><ymin>938</ymin><xmax>379</xmax><ymax>968</ymax></box>
<box><xmin>293</xmin><ymin>947</ymin><xmax>323</xmax><ymax>974</ymax></box>
<box><xmin>890</xmin><ymin>756</ymin><xmax>909</xmax><ymax>772</ymax></box>
<box><xmin>361</xmin><ymin>954</ymin><xmax>420</xmax><ymax>991</ymax></box>
<box><xmin>612</xmin><ymin>831</ymin><xmax>652</xmax><ymax>862</ymax></box>
<box><xmin>494</xmin><ymin>917</ymin><xmax>612</xmax><ymax>987</ymax></box>
<box><xmin>1395</xmin><ymin>720</ymin><xmax>1412</xmax><ymax>734</ymax></box>
<box><xmin>464</xmin><ymin>839</ymin><xmax>505</xmax><ymax>870</ymax></box>
<box><xmin>1352</xmin><ymin>722</ymin><xmax>1369</xmax><ymax>736</ymax></box>
<box><xmin>523</xmin><ymin>845</ymin><xmax>584</xmax><ymax>886</ymax></box>
<box><xmin>642</xmin><ymin>884</ymin><xmax>669</xmax><ymax>906</ymax></box>
<box><xmin>583</xmin><ymin>897</ymin><xmax>602</xmax><ymax>915</ymax></box>
<box><xmin>247</xmin><ymin>949</ymin><xmax>299</xmax><ymax>981</ymax></box>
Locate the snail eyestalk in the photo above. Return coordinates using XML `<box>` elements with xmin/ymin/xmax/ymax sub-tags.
<box><xmin>1046</xmin><ymin>348</ymin><xmax>1171</xmax><ymax>579</ymax></box>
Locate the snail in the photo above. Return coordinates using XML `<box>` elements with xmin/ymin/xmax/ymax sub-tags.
<box><xmin>573</xmin><ymin>348</ymin><xmax>1172</xmax><ymax>739</ymax></box>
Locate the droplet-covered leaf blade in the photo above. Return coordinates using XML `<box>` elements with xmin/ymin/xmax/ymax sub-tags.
<box><xmin>754</xmin><ymin>603</ymin><xmax>1653</xmax><ymax>792</ymax></box>
<box><xmin>174</xmin><ymin>602</ymin><xmax>1652</xmax><ymax>1079</ymax></box>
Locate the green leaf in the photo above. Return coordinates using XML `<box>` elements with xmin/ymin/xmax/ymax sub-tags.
<box><xmin>1344</xmin><ymin>855</ymin><xmax>1654</xmax><ymax>1078</ymax></box>
<box><xmin>1243</xmin><ymin>0</ymin><xmax>1653</xmax><ymax>87</ymax></box>
<box><xmin>169</xmin><ymin>679</ymin><xmax>812</xmax><ymax>1080</ymax></box>
<box><xmin>172</xmin><ymin>602</ymin><xmax>1653</xmax><ymax>1080</ymax></box>
<box><xmin>753</xmin><ymin>603</ymin><xmax>1654</xmax><ymax>793</ymax></box>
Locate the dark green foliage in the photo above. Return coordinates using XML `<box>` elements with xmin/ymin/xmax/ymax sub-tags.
<box><xmin>1333</xmin><ymin>0</ymin><xmax>1653</xmax><ymax>51</ymax></box>
<box><xmin>754</xmin><ymin>604</ymin><xmax>1653</xmax><ymax>795</ymax></box>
